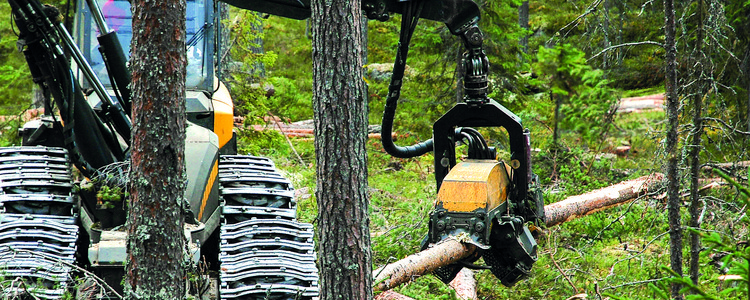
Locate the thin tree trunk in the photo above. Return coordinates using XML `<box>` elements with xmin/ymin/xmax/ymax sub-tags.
<box><xmin>126</xmin><ymin>0</ymin><xmax>187</xmax><ymax>298</ymax></box>
<box><xmin>688</xmin><ymin>0</ymin><xmax>706</xmax><ymax>286</ymax></box>
<box><xmin>553</xmin><ymin>92</ymin><xmax>561</xmax><ymax>146</ymax></box>
<box><xmin>602</xmin><ymin>0</ymin><xmax>611</xmax><ymax>69</ymax></box>
<box><xmin>664</xmin><ymin>0</ymin><xmax>684</xmax><ymax>297</ymax></box>
<box><xmin>311</xmin><ymin>0</ymin><xmax>372</xmax><ymax>298</ymax></box>
<box><xmin>518</xmin><ymin>1</ymin><xmax>529</xmax><ymax>55</ymax></box>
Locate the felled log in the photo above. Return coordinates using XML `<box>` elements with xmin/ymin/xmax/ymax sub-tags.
<box><xmin>373</xmin><ymin>237</ymin><xmax>476</xmax><ymax>292</ymax></box>
<box><xmin>702</xmin><ymin>161</ymin><xmax>750</xmax><ymax>171</ymax></box>
<box><xmin>449</xmin><ymin>268</ymin><xmax>477</xmax><ymax>300</ymax></box>
<box><xmin>373</xmin><ymin>173</ymin><xmax>666</xmax><ymax>293</ymax></box>
<box><xmin>544</xmin><ymin>173</ymin><xmax>665</xmax><ymax>227</ymax></box>
<box><xmin>374</xmin><ymin>291</ymin><xmax>416</xmax><ymax>300</ymax></box>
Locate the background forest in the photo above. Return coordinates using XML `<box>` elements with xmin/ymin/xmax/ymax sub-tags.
<box><xmin>1</xmin><ymin>0</ymin><xmax>750</xmax><ymax>299</ymax></box>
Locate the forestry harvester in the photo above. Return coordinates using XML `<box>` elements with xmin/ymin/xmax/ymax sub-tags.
<box><xmin>1</xmin><ymin>0</ymin><xmax>543</xmax><ymax>299</ymax></box>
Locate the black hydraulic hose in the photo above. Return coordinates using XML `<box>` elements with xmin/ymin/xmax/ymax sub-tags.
<box><xmin>380</xmin><ymin>0</ymin><xmax>435</xmax><ymax>158</ymax></box>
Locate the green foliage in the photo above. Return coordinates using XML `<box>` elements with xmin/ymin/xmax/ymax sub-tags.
<box><xmin>96</xmin><ymin>185</ymin><xmax>124</xmax><ymax>209</ymax></box>
<box><xmin>0</xmin><ymin>117</ymin><xmax>22</xmax><ymax>147</ymax></box>
<box><xmin>266</xmin><ymin>76</ymin><xmax>312</xmax><ymax>120</ymax></box>
<box><xmin>533</xmin><ymin>43</ymin><xmax>620</xmax><ymax>146</ymax></box>
<box><xmin>0</xmin><ymin>2</ymin><xmax>34</xmax><ymax>113</ymax></box>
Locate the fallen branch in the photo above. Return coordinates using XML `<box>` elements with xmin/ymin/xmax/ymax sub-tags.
<box><xmin>373</xmin><ymin>237</ymin><xmax>476</xmax><ymax>292</ymax></box>
<box><xmin>544</xmin><ymin>173</ymin><xmax>665</xmax><ymax>227</ymax></box>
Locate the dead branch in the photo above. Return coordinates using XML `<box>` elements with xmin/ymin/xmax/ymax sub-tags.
<box><xmin>373</xmin><ymin>236</ymin><xmax>476</xmax><ymax>292</ymax></box>
<box><xmin>448</xmin><ymin>268</ymin><xmax>477</xmax><ymax>300</ymax></box>
<box><xmin>544</xmin><ymin>173</ymin><xmax>665</xmax><ymax>227</ymax></box>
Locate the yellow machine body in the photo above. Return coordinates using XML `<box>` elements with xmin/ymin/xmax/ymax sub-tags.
<box><xmin>435</xmin><ymin>159</ymin><xmax>511</xmax><ymax>213</ymax></box>
<box><xmin>211</xmin><ymin>81</ymin><xmax>236</xmax><ymax>150</ymax></box>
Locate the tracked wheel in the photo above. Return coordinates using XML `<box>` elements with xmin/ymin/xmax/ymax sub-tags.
<box><xmin>0</xmin><ymin>146</ymin><xmax>78</xmax><ymax>299</ymax></box>
<box><xmin>218</xmin><ymin>155</ymin><xmax>319</xmax><ymax>299</ymax></box>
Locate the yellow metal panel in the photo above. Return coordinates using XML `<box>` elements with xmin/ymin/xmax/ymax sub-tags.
<box><xmin>212</xmin><ymin>81</ymin><xmax>235</xmax><ymax>149</ymax></box>
<box><xmin>436</xmin><ymin>160</ymin><xmax>511</xmax><ymax>212</ymax></box>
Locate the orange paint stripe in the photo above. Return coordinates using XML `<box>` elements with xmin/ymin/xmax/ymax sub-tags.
<box><xmin>198</xmin><ymin>161</ymin><xmax>219</xmax><ymax>220</ymax></box>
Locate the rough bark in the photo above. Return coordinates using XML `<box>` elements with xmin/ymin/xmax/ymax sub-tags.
<box><xmin>373</xmin><ymin>237</ymin><xmax>476</xmax><ymax>292</ymax></box>
<box><xmin>126</xmin><ymin>0</ymin><xmax>187</xmax><ymax>299</ymax></box>
<box><xmin>544</xmin><ymin>173</ymin><xmax>665</xmax><ymax>226</ymax></box>
<box><xmin>664</xmin><ymin>0</ymin><xmax>684</xmax><ymax>297</ymax></box>
<box><xmin>518</xmin><ymin>1</ymin><xmax>529</xmax><ymax>54</ymax></box>
<box><xmin>688</xmin><ymin>0</ymin><xmax>706</xmax><ymax>285</ymax></box>
<box><xmin>311</xmin><ymin>0</ymin><xmax>372</xmax><ymax>298</ymax></box>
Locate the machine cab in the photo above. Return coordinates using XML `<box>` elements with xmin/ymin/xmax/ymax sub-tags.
<box><xmin>72</xmin><ymin>0</ymin><xmax>217</xmax><ymax>91</ymax></box>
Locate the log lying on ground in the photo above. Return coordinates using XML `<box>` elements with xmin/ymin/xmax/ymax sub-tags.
<box><xmin>449</xmin><ymin>268</ymin><xmax>477</xmax><ymax>300</ymax></box>
<box><xmin>373</xmin><ymin>173</ymin><xmax>666</xmax><ymax>293</ymax></box>
<box><xmin>702</xmin><ymin>161</ymin><xmax>750</xmax><ymax>171</ymax></box>
<box><xmin>374</xmin><ymin>291</ymin><xmax>416</xmax><ymax>300</ymax></box>
<box><xmin>544</xmin><ymin>173</ymin><xmax>665</xmax><ymax>227</ymax></box>
<box><xmin>373</xmin><ymin>237</ymin><xmax>476</xmax><ymax>292</ymax></box>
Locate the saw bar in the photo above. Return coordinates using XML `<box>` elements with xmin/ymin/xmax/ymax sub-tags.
<box><xmin>218</xmin><ymin>155</ymin><xmax>319</xmax><ymax>299</ymax></box>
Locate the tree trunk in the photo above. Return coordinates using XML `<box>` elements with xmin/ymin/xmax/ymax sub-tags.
<box><xmin>602</xmin><ymin>0</ymin><xmax>611</xmax><ymax>70</ymax></box>
<box><xmin>518</xmin><ymin>1</ymin><xmax>529</xmax><ymax>55</ymax></box>
<box><xmin>126</xmin><ymin>0</ymin><xmax>187</xmax><ymax>299</ymax></box>
<box><xmin>311</xmin><ymin>0</ymin><xmax>372</xmax><ymax>298</ymax></box>
<box><xmin>688</xmin><ymin>0</ymin><xmax>706</xmax><ymax>286</ymax></box>
<box><xmin>664</xmin><ymin>0</ymin><xmax>684</xmax><ymax>297</ymax></box>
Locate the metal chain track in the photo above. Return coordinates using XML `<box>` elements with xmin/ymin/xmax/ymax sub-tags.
<box><xmin>218</xmin><ymin>155</ymin><xmax>319</xmax><ymax>300</ymax></box>
<box><xmin>0</xmin><ymin>146</ymin><xmax>78</xmax><ymax>299</ymax></box>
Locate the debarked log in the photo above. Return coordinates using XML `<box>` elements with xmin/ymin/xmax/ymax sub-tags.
<box><xmin>544</xmin><ymin>173</ymin><xmax>665</xmax><ymax>227</ymax></box>
<box><xmin>374</xmin><ymin>291</ymin><xmax>416</xmax><ymax>300</ymax></box>
<box><xmin>373</xmin><ymin>237</ymin><xmax>476</xmax><ymax>292</ymax></box>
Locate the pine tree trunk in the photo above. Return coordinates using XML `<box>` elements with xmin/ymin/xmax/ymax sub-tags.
<box><xmin>688</xmin><ymin>0</ymin><xmax>706</xmax><ymax>286</ymax></box>
<box><xmin>518</xmin><ymin>1</ymin><xmax>529</xmax><ymax>54</ymax></box>
<box><xmin>664</xmin><ymin>0</ymin><xmax>684</xmax><ymax>298</ymax></box>
<box><xmin>126</xmin><ymin>0</ymin><xmax>187</xmax><ymax>299</ymax></box>
<box><xmin>311</xmin><ymin>0</ymin><xmax>372</xmax><ymax>298</ymax></box>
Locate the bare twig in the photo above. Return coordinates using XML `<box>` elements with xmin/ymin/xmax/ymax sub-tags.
<box><xmin>702</xmin><ymin>117</ymin><xmax>750</xmax><ymax>136</ymax></box>
<box><xmin>270</xmin><ymin>114</ymin><xmax>306</xmax><ymax>165</ymax></box>
<box><xmin>588</xmin><ymin>41</ymin><xmax>664</xmax><ymax>61</ymax></box>
<box><xmin>550</xmin><ymin>249</ymin><xmax>579</xmax><ymax>293</ymax></box>
<box><xmin>601</xmin><ymin>277</ymin><xmax>668</xmax><ymax>291</ymax></box>
<box><xmin>8</xmin><ymin>249</ymin><xmax>123</xmax><ymax>299</ymax></box>
<box><xmin>549</xmin><ymin>0</ymin><xmax>605</xmax><ymax>43</ymax></box>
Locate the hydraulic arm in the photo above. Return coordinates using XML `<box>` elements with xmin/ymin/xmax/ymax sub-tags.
<box><xmin>8</xmin><ymin>0</ymin><xmax>132</xmax><ymax>175</ymax></box>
